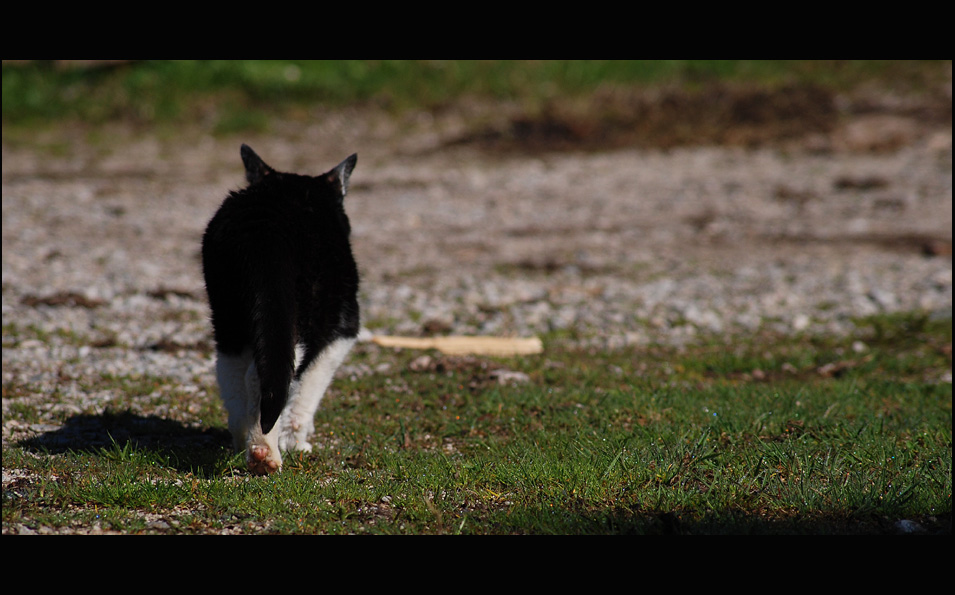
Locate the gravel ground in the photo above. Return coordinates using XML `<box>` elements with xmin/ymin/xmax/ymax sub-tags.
<box><xmin>2</xmin><ymin>99</ymin><xmax>952</xmax><ymax>451</ymax></box>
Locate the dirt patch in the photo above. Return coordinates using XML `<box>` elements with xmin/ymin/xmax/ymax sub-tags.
<box><xmin>20</xmin><ymin>291</ymin><xmax>106</xmax><ymax>309</ymax></box>
<box><xmin>446</xmin><ymin>82</ymin><xmax>951</xmax><ymax>154</ymax></box>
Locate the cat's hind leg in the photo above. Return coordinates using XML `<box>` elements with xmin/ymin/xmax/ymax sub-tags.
<box><xmin>216</xmin><ymin>348</ymin><xmax>254</xmax><ymax>453</ymax></box>
<box><xmin>243</xmin><ymin>360</ymin><xmax>283</xmax><ymax>474</ymax></box>
<box><xmin>279</xmin><ymin>337</ymin><xmax>356</xmax><ymax>452</ymax></box>
<box><xmin>217</xmin><ymin>348</ymin><xmax>281</xmax><ymax>473</ymax></box>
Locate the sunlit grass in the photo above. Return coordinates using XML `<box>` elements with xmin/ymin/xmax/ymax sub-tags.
<box><xmin>3</xmin><ymin>312</ymin><xmax>950</xmax><ymax>534</ymax></box>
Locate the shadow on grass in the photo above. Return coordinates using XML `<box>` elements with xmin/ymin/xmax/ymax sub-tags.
<box><xmin>16</xmin><ymin>409</ymin><xmax>234</xmax><ymax>476</ymax></box>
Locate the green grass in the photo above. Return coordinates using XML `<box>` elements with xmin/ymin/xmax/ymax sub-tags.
<box><xmin>3</xmin><ymin>60</ymin><xmax>948</xmax><ymax>134</ymax></box>
<box><xmin>3</xmin><ymin>312</ymin><xmax>950</xmax><ymax>534</ymax></box>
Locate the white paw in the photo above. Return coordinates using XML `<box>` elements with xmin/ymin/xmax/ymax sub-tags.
<box><xmin>292</xmin><ymin>438</ymin><xmax>313</xmax><ymax>453</ymax></box>
<box><xmin>247</xmin><ymin>442</ymin><xmax>282</xmax><ymax>475</ymax></box>
<box><xmin>278</xmin><ymin>430</ymin><xmax>313</xmax><ymax>453</ymax></box>
<box><xmin>246</xmin><ymin>431</ymin><xmax>282</xmax><ymax>475</ymax></box>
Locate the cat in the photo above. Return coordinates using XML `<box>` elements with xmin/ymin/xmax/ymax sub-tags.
<box><xmin>201</xmin><ymin>144</ymin><xmax>360</xmax><ymax>475</ymax></box>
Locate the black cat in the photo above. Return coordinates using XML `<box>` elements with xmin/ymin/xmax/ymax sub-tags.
<box><xmin>202</xmin><ymin>145</ymin><xmax>360</xmax><ymax>474</ymax></box>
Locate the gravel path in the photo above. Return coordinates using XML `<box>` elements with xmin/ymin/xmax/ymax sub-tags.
<box><xmin>2</xmin><ymin>106</ymin><xmax>952</xmax><ymax>442</ymax></box>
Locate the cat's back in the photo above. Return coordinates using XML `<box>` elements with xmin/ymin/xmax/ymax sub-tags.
<box><xmin>202</xmin><ymin>147</ymin><xmax>359</xmax><ymax>315</ymax></box>
<box><xmin>205</xmin><ymin>173</ymin><xmax>348</xmax><ymax>256</ymax></box>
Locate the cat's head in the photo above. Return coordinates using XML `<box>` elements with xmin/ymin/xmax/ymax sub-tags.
<box><xmin>240</xmin><ymin>143</ymin><xmax>357</xmax><ymax>201</ymax></box>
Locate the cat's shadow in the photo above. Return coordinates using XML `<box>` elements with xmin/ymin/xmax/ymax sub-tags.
<box><xmin>17</xmin><ymin>409</ymin><xmax>235</xmax><ymax>475</ymax></box>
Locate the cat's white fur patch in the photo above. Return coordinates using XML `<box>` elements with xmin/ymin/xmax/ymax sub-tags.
<box><xmin>215</xmin><ymin>336</ymin><xmax>355</xmax><ymax>471</ymax></box>
<box><xmin>277</xmin><ymin>337</ymin><xmax>356</xmax><ymax>452</ymax></box>
<box><xmin>216</xmin><ymin>348</ymin><xmax>254</xmax><ymax>453</ymax></box>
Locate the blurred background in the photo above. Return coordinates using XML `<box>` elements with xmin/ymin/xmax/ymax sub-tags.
<box><xmin>3</xmin><ymin>60</ymin><xmax>951</xmax><ymax>150</ymax></box>
<box><xmin>2</xmin><ymin>60</ymin><xmax>952</xmax><ymax>344</ymax></box>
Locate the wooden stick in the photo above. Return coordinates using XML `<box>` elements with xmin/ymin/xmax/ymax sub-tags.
<box><xmin>371</xmin><ymin>335</ymin><xmax>543</xmax><ymax>356</ymax></box>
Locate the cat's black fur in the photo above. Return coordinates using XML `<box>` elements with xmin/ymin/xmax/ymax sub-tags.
<box><xmin>201</xmin><ymin>145</ymin><xmax>359</xmax><ymax>449</ymax></box>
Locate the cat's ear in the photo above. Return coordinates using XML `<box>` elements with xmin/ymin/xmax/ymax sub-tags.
<box><xmin>240</xmin><ymin>144</ymin><xmax>275</xmax><ymax>185</ymax></box>
<box><xmin>323</xmin><ymin>154</ymin><xmax>358</xmax><ymax>199</ymax></box>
